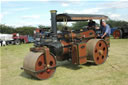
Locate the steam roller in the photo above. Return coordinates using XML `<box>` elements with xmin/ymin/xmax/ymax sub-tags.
<box><xmin>21</xmin><ymin>10</ymin><xmax>110</xmax><ymax>80</ymax></box>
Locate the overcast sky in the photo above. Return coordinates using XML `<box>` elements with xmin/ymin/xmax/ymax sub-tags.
<box><xmin>0</xmin><ymin>0</ymin><xmax>128</xmax><ymax>27</ymax></box>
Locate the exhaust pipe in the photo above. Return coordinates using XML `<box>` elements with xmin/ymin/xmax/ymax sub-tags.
<box><xmin>50</xmin><ymin>10</ymin><xmax>57</xmax><ymax>35</ymax></box>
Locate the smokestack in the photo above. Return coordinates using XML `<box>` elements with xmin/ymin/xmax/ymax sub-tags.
<box><xmin>50</xmin><ymin>10</ymin><xmax>57</xmax><ymax>35</ymax></box>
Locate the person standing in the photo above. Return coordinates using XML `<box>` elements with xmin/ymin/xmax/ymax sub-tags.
<box><xmin>2</xmin><ymin>40</ymin><xmax>6</xmax><ymax>46</ymax></box>
<box><xmin>101</xmin><ymin>21</ymin><xmax>111</xmax><ymax>38</ymax></box>
<box><xmin>101</xmin><ymin>21</ymin><xmax>111</xmax><ymax>47</ymax></box>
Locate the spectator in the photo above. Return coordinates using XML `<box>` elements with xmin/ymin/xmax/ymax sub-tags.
<box><xmin>2</xmin><ymin>40</ymin><xmax>6</xmax><ymax>46</ymax></box>
<box><xmin>101</xmin><ymin>21</ymin><xmax>111</xmax><ymax>38</ymax></box>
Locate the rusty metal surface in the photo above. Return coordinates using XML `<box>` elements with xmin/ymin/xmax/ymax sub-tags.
<box><xmin>80</xmin><ymin>30</ymin><xmax>96</xmax><ymax>38</ymax></box>
<box><xmin>55</xmin><ymin>40</ymin><xmax>71</xmax><ymax>61</ymax></box>
<box><xmin>30</xmin><ymin>47</ymin><xmax>44</xmax><ymax>52</ymax></box>
<box><xmin>113</xmin><ymin>29</ymin><xmax>122</xmax><ymax>39</ymax></box>
<box><xmin>23</xmin><ymin>51</ymin><xmax>56</xmax><ymax>79</ymax></box>
<box><xmin>86</xmin><ymin>39</ymin><xmax>108</xmax><ymax>64</ymax></box>
<box><xmin>78</xmin><ymin>43</ymin><xmax>87</xmax><ymax>64</ymax></box>
<box><xmin>56</xmin><ymin>14</ymin><xmax>108</xmax><ymax>21</ymax></box>
<box><xmin>72</xmin><ymin>44</ymin><xmax>79</xmax><ymax>64</ymax></box>
<box><xmin>72</xmin><ymin>43</ymin><xmax>87</xmax><ymax>65</ymax></box>
<box><xmin>61</xmin><ymin>40</ymin><xmax>70</xmax><ymax>54</ymax></box>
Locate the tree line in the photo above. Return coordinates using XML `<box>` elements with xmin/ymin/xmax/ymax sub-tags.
<box><xmin>0</xmin><ymin>19</ymin><xmax>128</xmax><ymax>36</ymax></box>
<box><xmin>0</xmin><ymin>25</ymin><xmax>49</xmax><ymax>36</ymax></box>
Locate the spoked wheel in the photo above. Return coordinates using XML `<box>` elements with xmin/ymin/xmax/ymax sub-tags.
<box><xmin>113</xmin><ymin>29</ymin><xmax>122</xmax><ymax>39</ymax></box>
<box><xmin>86</xmin><ymin>39</ymin><xmax>108</xmax><ymax>65</ymax></box>
<box><xmin>23</xmin><ymin>52</ymin><xmax>56</xmax><ymax>79</ymax></box>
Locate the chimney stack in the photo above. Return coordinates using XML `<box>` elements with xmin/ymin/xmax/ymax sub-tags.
<box><xmin>50</xmin><ymin>10</ymin><xmax>57</xmax><ymax>35</ymax></box>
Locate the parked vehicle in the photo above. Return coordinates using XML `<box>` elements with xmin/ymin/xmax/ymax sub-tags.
<box><xmin>111</xmin><ymin>27</ymin><xmax>117</xmax><ymax>35</ymax></box>
<box><xmin>113</xmin><ymin>24</ymin><xmax>128</xmax><ymax>39</ymax></box>
<box><xmin>0</xmin><ymin>33</ymin><xmax>13</xmax><ymax>46</ymax></box>
<box><xmin>0</xmin><ymin>33</ymin><xmax>34</xmax><ymax>46</ymax></box>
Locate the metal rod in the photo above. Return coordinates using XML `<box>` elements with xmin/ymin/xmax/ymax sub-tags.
<box><xmin>21</xmin><ymin>66</ymin><xmax>58</xmax><ymax>74</ymax></box>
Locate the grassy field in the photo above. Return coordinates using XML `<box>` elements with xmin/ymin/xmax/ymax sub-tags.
<box><xmin>1</xmin><ymin>38</ymin><xmax>128</xmax><ymax>85</ymax></box>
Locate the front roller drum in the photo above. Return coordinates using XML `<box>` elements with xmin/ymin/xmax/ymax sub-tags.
<box><xmin>23</xmin><ymin>52</ymin><xmax>56</xmax><ymax>79</ymax></box>
<box><xmin>86</xmin><ymin>39</ymin><xmax>108</xmax><ymax>65</ymax></box>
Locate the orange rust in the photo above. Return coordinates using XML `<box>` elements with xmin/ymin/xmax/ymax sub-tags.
<box><xmin>30</xmin><ymin>47</ymin><xmax>44</xmax><ymax>52</ymax></box>
<box><xmin>80</xmin><ymin>30</ymin><xmax>96</xmax><ymax>38</ymax></box>
<box><xmin>78</xmin><ymin>43</ymin><xmax>87</xmax><ymax>64</ymax></box>
<box><xmin>34</xmin><ymin>47</ymin><xmax>56</xmax><ymax>79</ymax></box>
<box><xmin>60</xmin><ymin>40</ymin><xmax>70</xmax><ymax>54</ymax></box>
<box><xmin>35</xmin><ymin>53</ymin><xmax>56</xmax><ymax>79</ymax></box>
<box><xmin>113</xmin><ymin>30</ymin><xmax>120</xmax><ymax>39</ymax></box>
<box><xmin>44</xmin><ymin>47</ymin><xmax>51</xmax><ymax>65</ymax></box>
<box><xmin>72</xmin><ymin>45</ymin><xmax>79</xmax><ymax>64</ymax></box>
<box><xmin>94</xmin><ymin>40</ymin><xmax>108</xmax><ymax>64</ymax></box>
<box><xmin>64</xmin><ymin>32</ymin><xmax>77</xmax><ymax>39</ymax></box>
<box><xmin>72</xmin><ymin>43</ymin><xmax>87</xmax><ymax>65</ymax></box>
<box><xmin>69</xmin><ymin>32</ymin><xmax>77</xmax><ymax>39</ymax></box>
<box><xmin>71</xmin><ymin>17</ymin><xmax>108</xmax><ymax>20</ymax></box>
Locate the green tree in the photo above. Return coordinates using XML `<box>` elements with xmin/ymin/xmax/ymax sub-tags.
<box><xmin>57</xmin><ymin>22</ymin><xmax>72</xmax><ymax>30</ymax></box>
<box><xmin>38</xmin><ymin>25</ymin><xmax>51</xmax><ymax>31</ymax></box>
<box><xmin>106</xmin><ymin>20</ymin><xmax>128</xmax><ymax>28</ymax></box>
<box><xmin>57</xmin><ymin>23</ymin><xmax>64</xmax><ymax>30</ymax></box>
<box><xmin>15</xmin><ymin>26</ymin><xmax>36</xmax><ymax>36</ymax></box>
<box><xmin>38</xmin><ymin>25</ymin><xmax>46</xmax><ymax>29</ymax></box>
<box><xmin>72</xmin><ymin>21</ymin><xmax>88</xmax><ymax>30</ymax></box>
<box><xmin>0</xmin><ymin>24</ymin><xmax>15</xmax><ymax>34</ymax></box>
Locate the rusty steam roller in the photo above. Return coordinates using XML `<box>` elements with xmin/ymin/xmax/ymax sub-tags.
<box><xmin>22</xmin><ymin>10</ymin><xmax>110</xmax><ymax>79</ymax></box>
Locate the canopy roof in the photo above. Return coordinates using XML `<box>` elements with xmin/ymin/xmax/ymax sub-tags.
<box><xmin>56</xmin><ymin>13</ymin><xmax>108</xmax><ymax>22</ymax></box>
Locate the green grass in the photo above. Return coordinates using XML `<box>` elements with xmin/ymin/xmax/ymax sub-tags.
<box><xmin>1</xmin><ymin>38</ymin><xmax>128</xmax><ymax>85</ymax></box>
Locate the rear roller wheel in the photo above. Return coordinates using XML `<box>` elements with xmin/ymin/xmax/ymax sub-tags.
<box><xmin>113</xmin><ymin>29</ymin><xmax>122</xmax><ymax>39</ymax></box>
<box><xmin>23</xmin><ymin>52</ymin><xmax>56</xmax><ymax>79</ymax></box>
<box><xmin>86</xmin><ymin>39</ymin><xmax>108</xmax><ymax>65</ymax></box>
